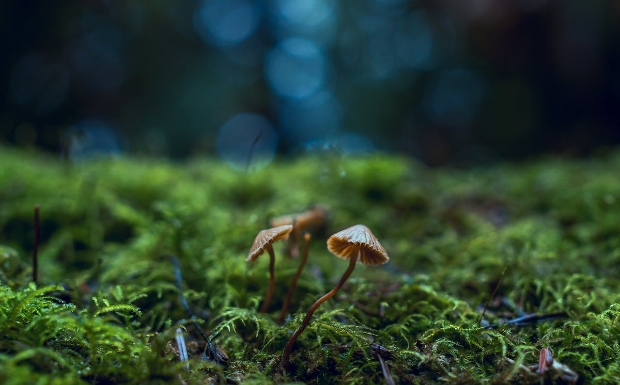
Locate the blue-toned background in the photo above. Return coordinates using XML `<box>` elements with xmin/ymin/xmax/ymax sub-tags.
<box><xmin>1</xmin><ymin>0</ymin><xmax>619</xmax><ymax>166</ymax></box>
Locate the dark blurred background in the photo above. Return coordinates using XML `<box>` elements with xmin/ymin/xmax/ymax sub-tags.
<box><xmin>1</xmin><ymin>0</ymin><xmax>619</xmax><ymax>167</ymax></box>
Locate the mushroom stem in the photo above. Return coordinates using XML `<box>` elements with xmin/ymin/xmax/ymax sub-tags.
<box><xmin>278</xmin><ymin>233</ymin><xmax>311</xmax><ymax>324</ymax></box>
<box><xmin>282</xmin><ymin>251</ymin><xmax>358</xmax><ymax>368</ymax></box>
<box><xmin>260</xmin><ymin>244</ymin><xmax>276</xmax><ymax>313</ymax></box>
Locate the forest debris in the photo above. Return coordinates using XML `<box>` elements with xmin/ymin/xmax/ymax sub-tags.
<box><xmin>531</xmin><ymin>347</ymin><xmax>578</xmax><ymax>384</ymax></box>
<box><xmin>371</xmin><ymin>343</ymin><xmax>395</xmax><ymax>385</ymax></box>
<box><xmin>175</xmin><ymin>328</ymin><xmax>190</xmax><ymax>372</ymax></box>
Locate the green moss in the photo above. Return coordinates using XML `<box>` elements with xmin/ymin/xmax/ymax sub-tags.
<box><xmin>1</xmin><ymin>145</ymin><xmax>620</xmax><ymax>383</ymax></box>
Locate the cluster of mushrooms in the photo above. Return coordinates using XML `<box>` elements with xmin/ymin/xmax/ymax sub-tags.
<box><xmin>246</xmin><ymin>207</ymin><xmax>390</xmax><ymax>368</ymax></box>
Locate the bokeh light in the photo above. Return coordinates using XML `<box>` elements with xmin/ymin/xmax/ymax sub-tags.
<box><xmin>265</xmin><ymin>38</ymin><xmax>327</xmax><ymax>100</ymax></box>
<box><xmin>216</xmin><ymin>113</ymin><xmax>278</xmax><ymax>172</ymax></box>
<box><xmin>394</xmin><ymin>11</ymin><xmax>434</xmax><ymax>70</ymax></box>
<box><xmin>2</xmin><ymin>0</ymin><xmax>619</xmax><ymax>164</ymax></box>
<box><xmin>269</xmin><ymin>0</ymin><xmax>338</xmax><ymax>46</ymax></box>
<box><xmin>278</xmin><ymin>90</ymin><xmax>342</xmax><ymax>146</ymax></box>
<box><xmin>194</xmin><ymin>0</ymin><xmax>260</xmax><ymax>48</ymax></box>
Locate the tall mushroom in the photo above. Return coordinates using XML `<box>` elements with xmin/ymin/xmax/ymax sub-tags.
<box><xmin>281</xmin><ymin>224</ymin><xmax>389</xmax><ymax>367</ymax></box>
<box><xmin>247</xmin><ymin>224</ymin><xmax>293</xmax><ymax>313</ymax></box>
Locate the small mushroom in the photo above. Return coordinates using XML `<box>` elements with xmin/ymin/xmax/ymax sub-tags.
<box><xmin>247</xmin><ymin>224</ymin><xmax>293</xmax><ymax>313</ymax></box>
<box><xmin>271</xmin><ymin>206</ymin><xmax>328</xmax><ymax>257</ymax></box>
<box><xmin>281</xmin><ymin>224</ymin><xmax>389</xmax><ymax>367</ymax></box>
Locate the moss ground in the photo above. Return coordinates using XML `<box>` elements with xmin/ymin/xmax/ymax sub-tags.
<box><xmin>1</xmin><ymin>146</ymin><xmax>620</xmax><ymax>384</ymax></box>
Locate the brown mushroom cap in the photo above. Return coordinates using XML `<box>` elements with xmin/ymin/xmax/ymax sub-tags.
<box><xmin>327</xmin><ymin>224</ymin><xmax>389</xmax><ymax>265</ymax></box>
<box><xmin>270</xmin><ymin>215</ymin><xmax>295</xmax><ymax>228</ymax></box>
<box><xmin>294</xmin><ymin>206</ymin><xmax>328</xmax><ymax>230</ymax></box>
<box><xmin>246</xmin><ymin>224</ymin><xmax>294</xmax><ymax>262</ymax></box>
<box><xmin>271</xmin><ymin>206</ymin><xmax>328</xmax><ymax>231</ymax></box>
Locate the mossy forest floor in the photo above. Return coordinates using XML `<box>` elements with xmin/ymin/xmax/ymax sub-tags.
<box><xmin>1</xmin><ymin>146</ymin><xmax>620</xmax><ymax>384</ymax></box>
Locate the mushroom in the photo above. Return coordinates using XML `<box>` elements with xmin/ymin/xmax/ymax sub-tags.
<box><xmin>271</xmin><ymin>206</ymin><xmax>328</xmax><ymax>258</ymax></box>
<box><xmin>278</xmin><ymin>232</ymin><xmax>311</xmax><ymax>324</ymax></box>
<box><xmin>247</xmin><ymin>224</ymin><xmax>293</xmax><ymax>313</ymax></box>
<box><xmin>281</xmin><ymin>224</ymin><xmax>389</xmax><ymax>367</ymax></box>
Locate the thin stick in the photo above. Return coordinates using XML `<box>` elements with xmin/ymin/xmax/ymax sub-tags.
<box><xmin>372</xmin><ymin>347</ymin><xmax>395</xmax><ymax>385</ymax></box>
<box><xmin>504</xmin><ymin>311</ymin><xmax>568</xmax><ymax>326</ymax></box>
<box><xmin>170</xmin><ymin>255</ymin><xmax>228</xmax><ymax>364</ymax></box>
<box><xmin>33</xmin><ymin>205</ymin><xmax>40</xmax><ymax>286</ymax></box>
<box><xmin>484</xmin><ymin>311</ymin><xmax>568</xmax><ymax>329</ymax></box>
<box><xmin>479</xmin><ymin>265</ymin><xmax>507</xmax><ymax>325</ymax></box>
<box><xmin>176</xmin><ymin>328</ymin><xmax>190</xmax><ymax>372</ymax></box>
<box><xmin>282</xmin><ymin>254</ymin><xmax>358</xmax><ymax>368</ymax></box>
<box><xmin>245</xmin><ymin>130</ymin><xmax>263</xmax><ymax>173</ymax></box>
<box><xmin>171</xmin><ymin>256</ymin><xmax>195</xmax><ymax>322</ymax></box>
<box><xmin>278</xmin><ymin>233</ymin><xmax>311</xmax><ymax>324</ymax></box>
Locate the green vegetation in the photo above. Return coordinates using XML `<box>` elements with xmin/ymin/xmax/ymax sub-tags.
<box><xmin>1</xmin><ymin>145</ymin><xmax>620</xmax><ymax>384</ymax></box>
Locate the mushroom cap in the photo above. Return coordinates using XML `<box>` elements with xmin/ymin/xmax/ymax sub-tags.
<box><xmin>327</xmin><ymin>224</ymin><xmax>389</xmax><ymax>265</ymax></box>
<box><xmin>295</xmin><ymin>206</ymin><xmax>328</xmax><ymax>230</ymax></box>
<box><xmin>246</xmin><ymin>224</ymin><xmax>294</xmax><ymax>262</ymax></box>
<box><xmin>270</xmin><ymin>214</ymin><xmax>295</xmax><ymax>228</ymax></box>
<box><xmin>270</xmin><ymin>206</ymin><xmax>328</xmax><ymax>232</ymax></box>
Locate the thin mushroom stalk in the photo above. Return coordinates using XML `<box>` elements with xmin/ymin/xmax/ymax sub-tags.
<box><xmin>278</xmin><ymin>233</ymin><xmax>311</xmax><ymax>324</ymax></box>
<box><xmin>281</xmin><ymin>224</ymin><xmax>389</xmax><ymax>369</ymax></box>
<box><xmin>281</xmin><ymin>252</ymin><xmax>358</xmax><ymax>367</ymax></box>
<box><xmin>261</xmin><ymin>244</ymin><xmax>276</xmax><ymax>313</ymax></box>
<box><xmin>246</xmin><ymin>224</ymin><xmax>293</xmax><ymax>313</ymax></box>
